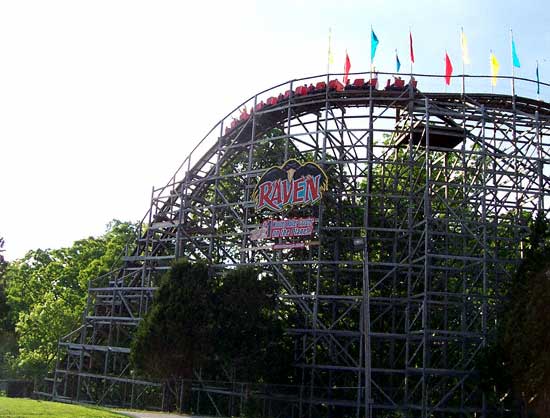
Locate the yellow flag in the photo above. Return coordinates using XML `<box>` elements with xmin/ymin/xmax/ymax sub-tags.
<box><xmin>328</xmin><ymin>28</ymin><xmax>334</xmax><ymax>66</ymax></box>
<box><xmin>461</xmin><ymin>30</ymin><xmax>470</xmax><ymax>65</ymax></box>
<box><xmin>490</xmin><ymin>52</ymin><xmax>500</xmax><ymax>86</ymax></box>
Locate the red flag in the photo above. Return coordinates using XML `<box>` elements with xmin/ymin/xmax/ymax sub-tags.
<box><xmin>343</xmin><ymin>52</ymin><xmax>351</xmax><ymax>85</ymax></box>
<box><xmin>445</xmin><ymin>52</ymin><xmax>453</xmax><ymax>85</ymax></box>
<box><xmin>409</xmin><ymin>31</ymin><xmax>415</xmax><ymax>64</ymax></box>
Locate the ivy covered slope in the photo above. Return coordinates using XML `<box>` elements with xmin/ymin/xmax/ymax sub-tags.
<box><xmin>0</xmin><ymin>221</ymin><xmax>137</xmax><ymax>379</ymax></box>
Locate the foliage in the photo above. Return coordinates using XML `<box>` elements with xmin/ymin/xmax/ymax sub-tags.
<box><xmin>130</xmin><ymin>260</ymin><xmax>293</xmax><ymax>385</ymax></box>
<box><xmin>0</xmin><ymin>237</ymin><xmax>16</xmax><ymax>379</ymax></box>
<box><xmin>2</xmin><ymin>220</ymin><xmax>137</xmax><ymax>379</ymax></box>
<box><xmin>0</xmin><ymin>396</ymin><xmax>127</xmax><ymax>417</ymax></box>
<box><xmin>0</xmin><ymin>238</ymin><xmax>9</xmax><ymax>332</ymax></box>
<box><xmin>212</xmin><ymin>267</ymin><xmax>292</xmax><ymax>384</ymax></box>
<box><xmin>479</xmin><ymin>213</ymin><xmax>550</xmax><ymax>417</ymax></box>
<box><xmin>130</xmin><ymin>259</ymin><xmax>214</xmax><ymax>380</ymax></box>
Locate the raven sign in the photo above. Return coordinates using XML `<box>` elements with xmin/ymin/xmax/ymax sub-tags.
<box><xmin>252</xmin><ymin>159</ymin><xmax>328</xmax><ymax>212</ymax></box>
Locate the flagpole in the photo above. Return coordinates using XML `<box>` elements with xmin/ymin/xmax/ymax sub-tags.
<box><xmin>510</xmin><ymin>29</ymin><xmax>516</xmax><ymax>97</ymax></box>
<box><xmin>536</xmin><ymin>60</ymin><xmax>540</xmax><ymax>100</ymax></box>
<box><xmin>461</xmin><ymin>27</ymin><xmax>465</xmax><ymax>96</ymax></box>
<box><xmin>370</xmin><ymin>25</ymin><xmax>373</xmax><ymax>86</ymax></box>
<box><xmin>490</xmin><ymin>49</ymin><xmax>494</xmax><ymax>94</ymax></box>
<box><xmin>444</xmin><ymin>50</ymin><xmax>447</xmax><ymax>93</ymax></box>
<box><xmin>327</xmin><ymin>27</ymin><xmax>332</xmax><ymax>75</ymax></box>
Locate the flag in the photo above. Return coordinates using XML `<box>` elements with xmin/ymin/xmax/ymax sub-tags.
<box><xmin>512</xmin><ymin>37</ymin><xmax>521</xmax><ymax>68</ymax></box>
<box><xmin>343</xmin><ymin>51</ymin><xmax>351</xmax><ymax>84</ymax></box>
<box><xmin>396</xmin><ymin>51</ymin><xmax>401</xmax><ymax>72</ymax></box>
<box><xmin>490</xmin><ymin>52</ymin><xmax>500</xmax><ymax>86</ymax></box>
<box><xmin>409</xmin><ymin>31</ymin><xmax>415</xmax><ymax>64</ymax></box>
<box><xmin>445</xmin><ymin>52</ymin><xmax>453</xmax><ymax>85</ymax></box>
<box><xmin>371</xmin><ymin>29</ymin><xmax>379</xmax><ymax>61</ymax></box>
<box><xmin>536</xmin><ymin>62</ymin><xmax>540</xmax><ymax>95</ymax></box>
<box><xmin>328</xmin><ymin>28</ymin><xmax>334</xmax><ymax>66</ymax></box>
<box><xmin>461</xmin><ymin>29</ymin><xmax>470</xmax><ymax>65</ymax></box>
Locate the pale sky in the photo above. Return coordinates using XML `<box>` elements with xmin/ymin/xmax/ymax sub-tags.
<box><xmin>1</xmin><ymin>0</ymin><xmax>549</xmax><ymax>260</ymax></box>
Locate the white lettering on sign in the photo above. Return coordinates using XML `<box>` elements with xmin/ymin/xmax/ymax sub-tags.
<box><xmin>250</xmin><ymin>217</ymin><xmax>316</xmax><ymax>240</ymax></box>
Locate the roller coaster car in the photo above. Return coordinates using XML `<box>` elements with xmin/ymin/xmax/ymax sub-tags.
<box><xmin>385</xmin><ymin>77</ymin><xmax>406</xmax><ymax>91</ymax></box>
<box><xmin>266</xmin><ymin>96</ymin><xmax>278</xmax><ymax>106</ymax></box>
<box><xmin>239</xmin><ymin>109</ymin><xmax>250</xmax><ymax>121</ymax></box>
<box><xmin>314</xmin><ymin>81</ymin><xmax>327</xmax><ymax>92</ymax></box>
<box><xmin>385</xmin><ymin>77</ymin><xmax>419</xmax><ymax>92</ymax></box>
<box><xmin>394</xmin><ymin>78</ymin><xmax>405</xmax><ymax>88</ymax></box>
<box><xmin>295</xmin><ymin>85</ymin><xmax>309</xmax><ymax>96</ymax></box>
<box><xmin>345</xmin><ymin>78</ymin><xmax>365</xmax><ymax>90</ymax></box>
<box><xmin>328</xmin><ymin>79</ymin><xmax>345</xmax><ymax>92</ymax></box>
<box><xmin>223</xmin><ymin>119</ymin><xmax>240</xmax><ymax>136</ymax></box>
<box><xmin>345</xmin><ymin>78</ymin><xmax>379</xmax><ymax>91</ymax></box>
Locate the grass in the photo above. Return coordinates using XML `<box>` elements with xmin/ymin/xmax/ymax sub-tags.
<box><xmin>0</xmin><ymin>397</ymin><xmax>128</xmax><ymax>417</ymax></box>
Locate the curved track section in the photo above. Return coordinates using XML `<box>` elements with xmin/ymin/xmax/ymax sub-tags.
<box><xmin>49</xmin><ymin>73</ymin><xmax>550</xmax><ymax>418</ymax></box>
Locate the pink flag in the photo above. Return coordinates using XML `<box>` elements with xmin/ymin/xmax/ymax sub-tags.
<box><xmin>343</xmin><ymin>52</ymin><xmax>351</xmax><ymax>85</ymax></box>
<box><xmin>445</xmin><ymin>52</ymin><xmax>453</xmax><ymax>85</ymax></box>
<box><xmin>409</xmin><ymin>31</ymin><xmax>415</xmax><ymax>64</ymax></box>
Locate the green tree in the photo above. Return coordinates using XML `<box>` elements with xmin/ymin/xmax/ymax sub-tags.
<box><xmin>0</xmin><ymin>237</ymin><xmax>10</xmax><ymax>331</ymax></box>
<box><xmin>0</xmin><ymin>236</ymin><xmax>18</xmax><ymax>379</ymax></box>
<box><xmin>130</xmin><ymin>260</ymin><xmax>215</xmax><ymax>412</ymax></box>
<box><xmin>212</xmin><ymin>267</ymin><xmax>292</xmax><ymax>384</ymax></box>
<box><xmin>0</xmin><ymin>236</ymin><xmax>9</xmax><ymax>330</ymax></box>
<box><xmin>130</xmin><ymin>260</ymin><xmax>293</xmax><ymax>412</ymax></box>
<box><xmin>479</xmin><ymin>213</ymin><xmax>550</xmax><ymax>418</ymax></box>
<box><xmin>130</xmin><ymin>260</ymin><xmax>215</xmax><ymax>381</ymax></box>
<box><xmin>4</xmin><ymin>220</ymin><xmax>137</xmax><ymax>379</ymax></box>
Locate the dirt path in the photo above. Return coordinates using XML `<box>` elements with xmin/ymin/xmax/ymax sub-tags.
<box><xmin>114</xmin><ymin>411</ymin><xmax>191</xmax><ymax>418</ymax></box>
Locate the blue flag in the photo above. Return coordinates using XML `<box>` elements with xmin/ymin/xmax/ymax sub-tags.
<box><xmin>371</xmin><ymin>29</ymin><xmax>379</xmax><ymax>61</ymax></box>
<box><xmin>512</xmin><ymin>38</ymin><xmax>521</xmax><ymax>68</ymax></box>
<box><xmin>536</xmin><ymin>62</ymin><xmax>540</xmax><ymax>95</ymax></box>
<box><xmin>396</xmin><ymin>52</ymin><xmax>401</xmax><ymax>72</ymax></box>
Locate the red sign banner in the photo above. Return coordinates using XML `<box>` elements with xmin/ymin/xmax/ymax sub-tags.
<box><xmin>250</xmin><ymin>217</ymin><xmax>316</xmax><ymax>241</ymax></box>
